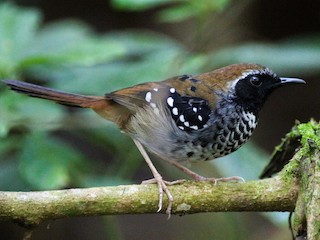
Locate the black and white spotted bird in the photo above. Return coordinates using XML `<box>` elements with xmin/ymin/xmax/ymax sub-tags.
<box><xmin>3</xmin><ymin>63</ymin><xmax>305</xmax><ymax>216</ymax></box>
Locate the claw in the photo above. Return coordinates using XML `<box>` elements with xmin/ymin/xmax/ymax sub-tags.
<box><xmin>193</xmin><ymin>175</ymin><xmax>245</xmax><ymax>185</ymax></box>
<box><xmin>156</xmin><ymin>175</ymin><xmax>165</xmax><ymax>212</ymax></box>
<box><xmin>142</xmin><ymin>177</ymin><xmax>185</xmax><ymax>218</ymax></box>
<box><xmin>134</xmin><ymin>139</ymin><xmax>188</xmax><ymax>217</ymax></box>
<box><xmin>215</xmin><ymin>176</ymin><xmax>246</xmax><ymax>183</ymax></box>
<box><xmin>164</xmin><ymin>159</ymin><xmax>245</xmax><ymax>184</ymax></box>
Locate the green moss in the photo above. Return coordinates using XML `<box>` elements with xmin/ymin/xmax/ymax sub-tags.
<box><xmin>297</xmin><ymin>121</ymin><xmax>320</xmax><ymax>149</ymax></box>
<box><xmin>280</xmin><ymin>158</ymin><xmax>301</xmax><ymax>182</ymax></box>
<box><xmin>274</xmin><ymin>121</ymin><xmax>320</xmax><ymax>188</ymax></box>
<box><xmin>288</xmin><ymin>120</ymin><xmax>320</xmax><ymax>237</ymax></box>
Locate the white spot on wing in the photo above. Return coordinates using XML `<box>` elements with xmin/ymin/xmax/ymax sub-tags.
<box><xmin>178</xmin><ymin>126</ymin><xmax>185</xmax><ymax>130</ymax></box>
<box><xmin>184</xmin><ymin>121</ymin><xmax>190</xmax><ymax>127</ymax></box>
<box><xmin>153</xmin><ymin>88</ymin><xmax>158</xmax><ymax>92</ymax></box>
<box><xmin>172</xmin><ymin>107</ymin><xmax>178</xmax><ymax>115</ymax></box>
<box><xmin>198</xmin><ymin>115</ymin><xmax>203</xmax><ymax>121</ymax></box>
<box><xmin>167</xmin><ymin>97</ymin><xmax>174</xmax><ymax>107</ymax></box>
<box><xmin>193</xmin><ymin>107</ymin><xmax>197</xmax><ymax>112</ymax></box>
<box><xmin>170</xmin><ymin>88</ymin><xmax>176</xmax><ymax>93</ymax></box>
<box><xmin>145</xmin><ymin>92</ymin><xmax>152</xmax><ymax>102</ymax></box>
<box><xmin>179</xmin><ymin>115</ymin><xmax>185</xmax><ymax>122</ymax></box>
<box><xmin>190</xmin><ymin>125</ymin><xmax>198</xmax><ymax>130</ymax></box>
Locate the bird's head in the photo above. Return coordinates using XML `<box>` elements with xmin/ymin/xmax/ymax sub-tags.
<box><xmin>205</xmin><ymin>63</ymin><xmax>306</xmax><ymax>113</ymax></box>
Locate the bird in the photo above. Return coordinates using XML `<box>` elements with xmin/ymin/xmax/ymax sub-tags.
<box><xmin>3</xmin><ymin>63</ymin><xmax>305</xmax><ymax>217</ymax></box>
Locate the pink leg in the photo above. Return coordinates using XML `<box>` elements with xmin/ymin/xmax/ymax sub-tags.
<box><xmin>165</xmin><ymin>159</ymin><xmax>245</xmax><ymax>184</ymax></box>
<box><xmin>133</xmin><ymin>139</ymin><xmax>174</xmax><ymax>217</ymax></box>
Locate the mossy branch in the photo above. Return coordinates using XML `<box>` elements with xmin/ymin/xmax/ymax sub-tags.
<box><xmin>1</xmin><ymin>120</ymin><xmax>320</xmax><ymax>240</ymax></box>
<box><xmin>0</xmin><ymin>175</ymin><xmax>298</xmax><ymax>227</ymax></box>
<box><xmin>290</xmin><ymin>121</ymin><xmax>320</xmax><ymax>240</ymax></box>
<box><xmin>263</xmin><ymin>120</ymin><xmax>320</xmax><ymax>239</ymax></box>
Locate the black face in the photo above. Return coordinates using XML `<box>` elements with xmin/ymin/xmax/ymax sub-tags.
<box><xmin>234</xmin><ymin>73</ymin><xmax>281</xmax><ymax>113</ymax></box>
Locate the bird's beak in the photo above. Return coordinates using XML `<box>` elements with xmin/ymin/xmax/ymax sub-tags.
<box><xmin>280</xmin><ymin>77</ymin><xmax>306</xmax><ymax>85</ymax></box>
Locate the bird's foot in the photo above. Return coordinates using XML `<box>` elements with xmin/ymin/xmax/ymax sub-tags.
<box><xmin>164</xmin><ymin>159</ymin><xmax>245</xmax><ymax>185</ymax></box>
<box><xmin>142</xmin><ymin>178</ymin><xmax>187</xmax><ymax>185</ymax></box>
<box><xmin>142</xmin><ymin>177</ymin><xmax>186</xmax><ymax>218</ymax></box>
<box><xmin>192</xmin><ymin>174</ymin><xmax>245</xmax><ymax>185</ymax></box>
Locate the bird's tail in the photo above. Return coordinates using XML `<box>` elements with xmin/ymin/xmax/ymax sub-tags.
<box><xmin>3</xmin><ymin>80</ymin><xmax>106</xmax><ymax>108</ymax></box>
<box><xmin>3</xmin><ymin>80</ymin><xmax>133</xmax><ymax>128</ymax></box>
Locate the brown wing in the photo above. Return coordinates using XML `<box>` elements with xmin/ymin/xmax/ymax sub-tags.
<box><xmin>164</xmin><ymin>74</ymin><xmax>219</xmax><ymax>109</ymax></box>
<box><xmin>107</xmin><ymin>74</ymin><xmax>220</xmax><ymax>111</ymax></box>
<box><xmin>107</xmin><ymin>74</ymin><xmax>223</xmax><ymax>133</ymax></box>
<box><xmin>107</xmin><ymin>82</ymin><xmax>164</xmax><ymax>110</ymax></box>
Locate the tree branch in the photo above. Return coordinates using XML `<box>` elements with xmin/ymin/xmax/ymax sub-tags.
<box><xmin>3</xmin><ymin>120</ymin><xmax>320</xmax><ymax>239</ymax></box>
<box><xmin>292</xmin><ymin>121</ymin><xmax>320</xmax><ymax>240</ymax></box>
<box><xmin>0</xmin><ymin>174</ymin><xmax>298</xmax><ymax>227</ymax></box>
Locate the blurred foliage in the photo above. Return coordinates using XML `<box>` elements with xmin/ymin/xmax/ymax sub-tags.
<box><xmin>1</xmin><ymin>0</ymin><xmax>320</xmax><ymax>190</ymax></box>
<box><xmin>111</xmin><ymin>0</ymin><xmax>231</xmax><ymax>22</ymax></box>
<box><xmin>0</xmin><ymin>2</ymin><xmax>320</xmax><ymax>237</ymax></box>
<box><xmin>18</xmin><ymin>132</ymin><xmax>85</xmax><ymax>189</ymax></box>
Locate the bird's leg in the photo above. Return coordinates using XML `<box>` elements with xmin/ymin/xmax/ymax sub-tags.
<box><xmin>142</xmin><ymin>178</ymin><xmax>186</xmax><ymax>185</ymax></box>
<box><xmin>133</xmin><ymin>139</ymin><xmax>174</xmax><ymax>217</ymax></box>
<box><xmin>165</xmin><ymin>159</ymin><xmax>245</xmax><ymax>184</ymax></box>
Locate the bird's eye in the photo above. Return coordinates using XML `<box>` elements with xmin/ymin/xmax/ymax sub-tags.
<box><xmin>249</xmin><ymin>76</ymin><xmax>263</xmax><ymax>87</ymax></box>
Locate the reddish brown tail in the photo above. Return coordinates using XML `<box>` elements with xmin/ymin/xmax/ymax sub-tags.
<box><xmin>3</xmin><ymin>80</ymin><xmax>105</xmax><ymax>108</ymax></box>
<box><xmin>3</xmin><ymin>80</ymin><xmax>132</xmax><ymax>128</ymax></box>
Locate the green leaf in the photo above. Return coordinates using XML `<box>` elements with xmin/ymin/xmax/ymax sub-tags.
<box><xmin>18</xmin><ymin>133</ymin><xmax>85</xmax><ymax>190</ymax></box>
<box><xmin>111</xmin><ymin>0</ymin><xmax>231</xmax><ymax>23</ymax></box>
<box><xmin>0</xmin><ymin>3</ymin><xmax>41</xmax><ymax>78</ymax></box>
<box><xmin>0</xmin><ymin>90</ymin><xmax>66</xmax><ymax>136</ymax></box>
<box><xmin>103</xmin><ymin>31</ymin><xmax>181</xmax><ymax>54</ymax></box>
<box><xmin>24</xmin><ymin>31</ymin><xmax>186</xmax><ymax>94</ymax></box>
<box><xmin>0</xmin><ymin>160</ymin><xmax>30</xmax><ymax>191</ymax></box>
<box><xmin>157</xmin><ymin>0</ymin><xmax>231</xmax><ymax>22</ymax></box>
<box><xmin>209</xmin><ymin>36</ymin><xmax>320</xmax><ymax>75</ymax></box>
<box><xmin>157</xmin><ymin>4</ymin><xmax>199</xmax><ymax>23</ymax></box>
<box><xmin>0</xmin><ymin>91</ymin><xmax>27</xmax><ymax>137</ymax></box>
<box><xmin>0</xmin><ymin>3</ymin><xmax>41</xmax><ymax>56</ymax></box>
<box><xmin>111</xmin><ymin>0</ymin><xmax>172</xmax><ymax>11</ymax></box>
<box><xmin>0</xmin><ymin>4</ymin><xmax>129</xmax><ymax>78</ymax></box>
<box><xmin>20</xmin><ymin>21</ymin><xmax>126</xmax><ymax>69</ymax></box>
<box><xmin>0</xmin><ymin>135</ymin><xmax>21</xmax><ymax>158</ymax></box>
